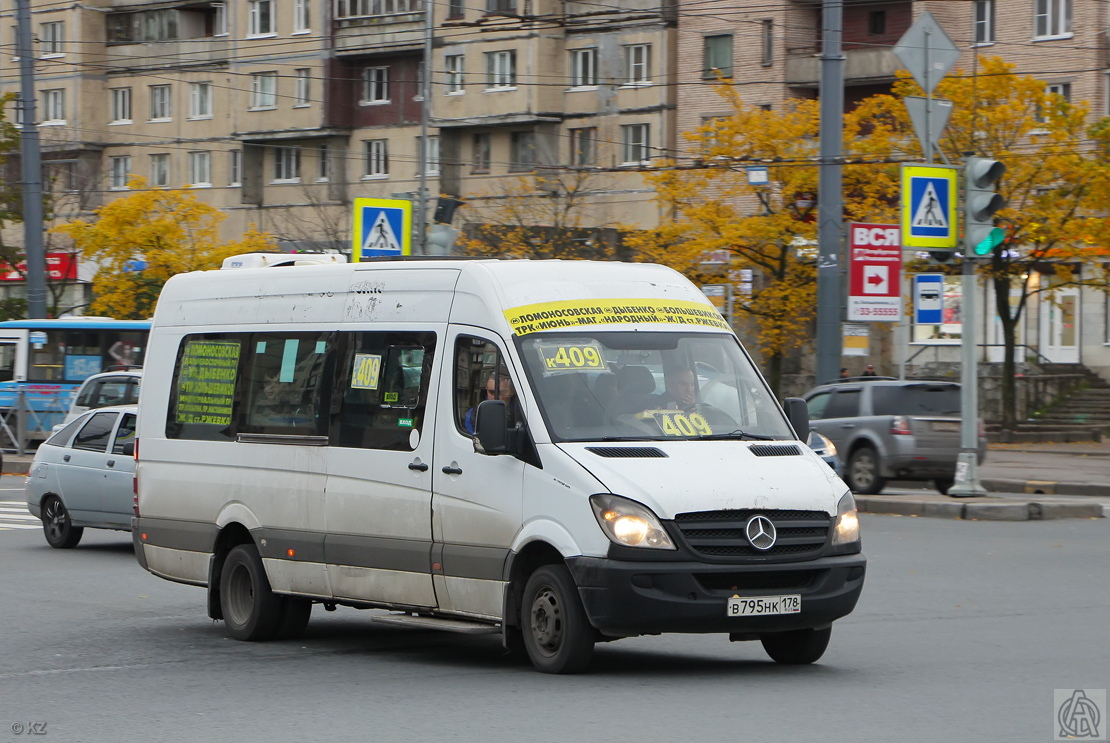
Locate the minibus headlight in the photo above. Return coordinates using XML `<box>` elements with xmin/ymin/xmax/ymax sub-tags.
<box><xmin>589</xmin><ymin>494</ymin><xmax>675</xmax><ymax>550</ymax></box>
<box><xmin>832</xmin><ymin>492</ymin><xmax>860</xmax><ymax>545</ymax></box>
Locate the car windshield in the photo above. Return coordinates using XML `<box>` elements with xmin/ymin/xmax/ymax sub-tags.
<box><xmin>516</xmin><ymin>331</ymin><xmax>794</xmax><ymax>443</ymax></box>
<box><xmin>871</xmin><ymin>384</ymin><xmax>962</xmax><ymax>416</ymax></box>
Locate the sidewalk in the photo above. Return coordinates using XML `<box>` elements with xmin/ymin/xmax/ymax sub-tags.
<box><xmin>5</xmin><ymin>441</ymin><xmax>1109</xmax><ymax>521</ymax></box>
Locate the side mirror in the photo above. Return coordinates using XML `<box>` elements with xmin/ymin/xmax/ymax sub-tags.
<box><xmin>120</xmin><ymin>441</ymin><xmax>136</xmax><ymax>456</ymax></box>
<box><xmin>783</xmin><ymin>397</ymin><xmax>809</xmax><ymax>441</ymax></box>
<box><xmin>475</xmin><ymin>400</ymin><xmax>508</xmax><ymax>454</ymax></box>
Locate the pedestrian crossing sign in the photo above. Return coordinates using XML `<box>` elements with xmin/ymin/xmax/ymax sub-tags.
<box><xmin>901</xmin><ymin>164</ymin><xmax>958</xmax><ymax>249</ymax></box>
<box><xmin>352</xmin><ymin>197</ymin><xmax>412</xmax><ymax>260</ymax></box>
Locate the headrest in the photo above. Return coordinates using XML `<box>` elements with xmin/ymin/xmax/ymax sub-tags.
<box><xmin>616</xmin><ymin>365</ymin><xmax>656</xmax><ymax>395</ymax></box>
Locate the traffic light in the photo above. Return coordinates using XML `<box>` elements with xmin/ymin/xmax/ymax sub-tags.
<box><xmin>426</xmin><ymin>223</ymin><xmax>459</xmax><ymax>255</ymax></box>
<box><xmin>964</xmin><ymin>157</ymin><xmax>1006</xmax><ymax>256</ymax></box>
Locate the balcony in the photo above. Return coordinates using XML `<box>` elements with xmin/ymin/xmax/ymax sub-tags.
<box><xmin>104</xmin><ymin>37</ymin><xmax>231</xmax><ymax>70</ymax></box>
<box><xmin>785</xmin><ymin>47</ymin><xmax>902</xmax><ymax>87</ymax></box>
<box><xmin>333</xmin><ymin>0</ymin><xmax>425</xmax><ymax>55</ymax></box>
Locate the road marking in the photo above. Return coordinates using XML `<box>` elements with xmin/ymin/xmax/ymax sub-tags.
<box><xmin>0</xmin><ymin>499</ymin><xmax>40</xmax><ymax>530</ymax></box>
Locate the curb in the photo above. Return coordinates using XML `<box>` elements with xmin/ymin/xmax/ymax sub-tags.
<box><xmin>981</xmin><ymin>478</ymin><xmax>1110</xmax><ymax>498</ymax></box>
<box><xmin>856</xmin><ymin>495</ymin><xmax>1105</xmax><ymax>521</ymax></box>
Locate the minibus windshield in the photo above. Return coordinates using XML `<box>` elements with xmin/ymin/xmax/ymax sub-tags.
<box><xmin>517</xmin><ymin>331</ymin><xmax>795</xmax><ymax>443</ymax></box>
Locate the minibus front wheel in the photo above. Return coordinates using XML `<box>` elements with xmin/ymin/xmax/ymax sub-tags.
<box><xmin>220</xmin><ymin>543</ymin><xmax>284</xmax><ymax>641</ymax></box>
<box><xmin>521</xmin><ymin>565</ymin><xmax>594</xmax><ymax>674</ymax></box>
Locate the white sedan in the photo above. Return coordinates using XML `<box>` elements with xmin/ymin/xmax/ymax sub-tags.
<box><xmin>26</xmin><ymin>405</ymin><xmax>137</xmax><ymax>549</ymax></box>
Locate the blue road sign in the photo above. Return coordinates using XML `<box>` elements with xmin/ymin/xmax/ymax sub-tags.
<box><xmin>352</xmin><ymin>197</ymin><xmax>411</xmax><ymax>260</ymax></box>
<box><xmin>901</xmin><ymin>165</ymin><xmax>958</xmax><ymax>249</ymax></box>
<box><xmin>914</xmin><ymin>273</ymin><xmax>944</xmax><ymax>325</ymax></box>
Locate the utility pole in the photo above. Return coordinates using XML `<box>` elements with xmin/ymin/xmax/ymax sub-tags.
<box><xmin>416</xmin><ymin>0</ymin><xmax>433</xmax><ymax>256</ymax></box>
<box><xmin>16</xmin><ymin>0</ymin><xmax>47</xmax><ymax>319</ymax></box>
<box><xmin>815</xmin><ymin>0</ymin><xmax>845</xmax><ymax>385</ymax></box>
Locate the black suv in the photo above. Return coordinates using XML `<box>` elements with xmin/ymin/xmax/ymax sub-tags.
<box><xmin>803</xmin><ymin>378</ymin><xmax>985</xmax><ymax>495</ymax></box>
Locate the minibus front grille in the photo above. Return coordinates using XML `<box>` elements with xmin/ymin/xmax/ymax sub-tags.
<box><xmin>695</xmin><ymin>570</ymin><xmax>821</xmax><ymax>592</ymax></box>
<box><xmin>585</xmin><ymin>446</ymin><xmax>668</xmax><ymax>458</ymax></box>
<box><xmin>672</xmin><ymin>509</ymin><xmax>831</xmax><ymax>559</ymax></box>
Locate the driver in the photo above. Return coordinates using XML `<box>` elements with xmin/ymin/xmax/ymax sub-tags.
<box><xmin>657</xmin><ymin>366</ymin><xmax>698</xmax><ymax>412</ymax></box>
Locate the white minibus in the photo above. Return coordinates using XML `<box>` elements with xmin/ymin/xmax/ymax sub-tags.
<box><xmin>133</xmin><ymin>257</ymin><xmax>865</xmax><ymax>673</ymax></box>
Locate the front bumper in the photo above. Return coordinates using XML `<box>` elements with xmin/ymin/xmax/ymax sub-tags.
<box><xmin>566</xmin><ymin>552</ymin><xmax>866</xmax><ymax>637</ymax></box>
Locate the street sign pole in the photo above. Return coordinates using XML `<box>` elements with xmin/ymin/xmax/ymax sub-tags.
<box><xmin>948</xmin><ymin>255</ymin><xmax>987</xmax><ymax>497</ymax></box>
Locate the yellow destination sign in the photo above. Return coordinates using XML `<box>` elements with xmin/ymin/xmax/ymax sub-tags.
<box><xmin>505</xmin><ymin>299</ymin><xmax>729</xmax><ymax>336</ymax></box>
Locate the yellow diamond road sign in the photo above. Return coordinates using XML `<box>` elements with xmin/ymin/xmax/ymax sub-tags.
<box><xmin>901</xmin><ymin>164</ymin><xmax>958</xmax><ymax>249</ymax></box>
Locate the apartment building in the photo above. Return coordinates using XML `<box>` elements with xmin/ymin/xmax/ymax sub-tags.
<box><xmin>0</xmin><ymin>0</ymin><xmax>677</xmax><ymax>255</ymax></box>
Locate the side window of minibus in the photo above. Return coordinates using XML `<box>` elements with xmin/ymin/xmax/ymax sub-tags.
<box><xmin>243</xmin><ymin>333</ymin><xmax>334</xmax><ymax>435</ymax></box>
<box><xmin>334</xmin><ymin>331</ymin><xmax>436</xmax><ymax>450</ymax></box>
<box><xmin>454</xmin><ymin>336</ymin><xmax>513</xmax><ymax>436</ymax></box>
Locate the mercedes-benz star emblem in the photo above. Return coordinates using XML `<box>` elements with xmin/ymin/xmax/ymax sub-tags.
<box><xmin>745</xmin><ymin>515</ymin><xmax>777</xmax><ymax>550</ymax></box>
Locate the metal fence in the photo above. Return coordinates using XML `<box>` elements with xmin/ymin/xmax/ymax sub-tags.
<box><xmin>0</xmin><ymin>389</ymin><xmax>72</xmax><ymax>455</ymax></box>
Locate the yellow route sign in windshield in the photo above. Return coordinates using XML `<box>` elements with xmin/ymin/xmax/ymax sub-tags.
<box><xmin>505</xmin><ymin>298</ymin><xmax>729</xmax><ymax>336</ymax></box>
<box><xmin>535</xmin><ymin>342</ymin><xmax>606</xmax><ymax>374</ymax></box>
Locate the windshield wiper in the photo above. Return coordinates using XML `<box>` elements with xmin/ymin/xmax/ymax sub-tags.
<box><xmin>694</xmin><ymin>430</ymin><xmax>777</xmax><ymax>441</ymax></box>
<box><xmin>598</xmin><ymin>436</ymin><xmax>657</xmax><ymax>442</ymax></box>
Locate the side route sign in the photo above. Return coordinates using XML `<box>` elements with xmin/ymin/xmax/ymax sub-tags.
<box><xmin>352</xmin><ymin>197</ymin><xmax>411</xmax><ymax>260</ymax></box>
<box><xmin>848</xmin><ymin>223</ymin><xmax>902</xmax><ymax>323</ymax></box>
<box><xmin>901</xmin><ymin>164</ymin><xmax>957</xmax><ymax>249</ymax></box>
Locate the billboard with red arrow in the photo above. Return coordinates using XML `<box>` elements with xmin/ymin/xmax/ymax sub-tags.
<box><xmin>848</xmin><ymin>223</ymin><xmax>902</xmax><ymax>323</ymax></box>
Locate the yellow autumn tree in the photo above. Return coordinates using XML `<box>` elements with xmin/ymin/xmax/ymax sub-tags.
<box><xmin>857</xmin><ymin>57</ymin><xmax>1110</xmax><ymax>427</ymax></box>
<box><xmin>628</xmin><ymin>88</ymin><xmax>903</xmax><ymax>395</ymax></box>
<box><xmin>54</xmin><ymin>178</ymin><xmax>276</xmax><ymax>319</ymax></box>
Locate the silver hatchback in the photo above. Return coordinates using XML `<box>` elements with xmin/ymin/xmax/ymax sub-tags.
<box><xmin>26</xmin><ymin>405</ymin><xmax>137</xmax><ymax>548</ymax></box>
<box><xmin>803</xmin><ymin>379</ymin><xmax>985</xmax><ymax>495</ymax></box>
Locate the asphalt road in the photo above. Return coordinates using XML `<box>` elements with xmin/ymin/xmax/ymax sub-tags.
<box><xmin>2</xmin><ymin>491</ymin><xmax>1107</xmax><ymax>743</ymax></box>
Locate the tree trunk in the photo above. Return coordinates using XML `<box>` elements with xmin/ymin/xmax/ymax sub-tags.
<box><xmin>766</xmin><ymin>351</ymin><xmax>783</xmax><ymax>400</ymax></box>
<box><xmin>993</xmin><ymin>274</ymin><xmax>1019</xmax><ymax>429</ymax></box>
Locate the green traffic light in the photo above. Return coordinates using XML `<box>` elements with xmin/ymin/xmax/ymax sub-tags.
<box><xmin>973</xmin><ymin>226</ymin><xmax>1005</xmax><ymax>256</ymax></box>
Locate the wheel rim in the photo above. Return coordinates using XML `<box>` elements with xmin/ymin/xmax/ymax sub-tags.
<box><xmin>851</xmin><ymin>453</ymin><xmax>876</xmax><ymax>489</ymax></box>
<box><xmin>43</xmin><ymin>498</ymin><xmax>67</xmax><ymax>542</ymax></box>
<box><xmin>529</xmin><ymin>586</ymin><xmax>563</xmax><ymax>658</ymax></box>
<box><xmin>225</xmin><ymin>561</ymin><xmax>255</xmax><ymax>627</ymax></box>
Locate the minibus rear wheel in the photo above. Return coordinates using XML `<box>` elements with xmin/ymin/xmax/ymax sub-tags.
<box><xmin>220</xmin><ymin>544</ymin><xmax>284</xmax><ymax>641</ymax></box>
<box><xmin>760</xmin><ymin>626</ymin><xmax>832</xmax><ymax>664</ymax></box>
<box><xmin>521</xmin><ymin>565</ymin><xmax>594</xmax><ymax>674</ymax></box>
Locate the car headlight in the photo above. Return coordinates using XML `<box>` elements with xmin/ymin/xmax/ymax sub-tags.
<box><xmin>832</xmin><ymin>492</ymin><xmax>860</xmax><ymax>545</ymax></box>
<box><xmin>815</xmin><ymin>432</ymin><xmax>837</xmax><ymax>458</ymax></box>
<box><xmin>590</xmin><ymin>494</ymin><xmax>675</xmax><ymax>550</ymax></box>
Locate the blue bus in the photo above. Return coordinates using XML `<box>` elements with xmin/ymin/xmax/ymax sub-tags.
<box><xmin>0</xmin><ymin>318</ymin><xmax>151</xmax><ymax>439</ymax></box>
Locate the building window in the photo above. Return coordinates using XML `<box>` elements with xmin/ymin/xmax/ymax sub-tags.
<box><xmin>448</xmin><ymin>0</ymin><xmax>464</xmax><ymax>18</ymax></box>
<box><xmin>415</xmin><ymin>60</ymin><xmax>426</xmax><ymax>100</ymax></box>
<box><xmin>1034</xmin><ymin>0</ymin><xmax>1071</xmax><ymax>38</ymax></box>
<box><xmin>251</xmin><ymin>72</ymin><xmax>277</xmax><ymax>109</ymax></box>
<box><xmin>107</xmin><ymin>9</ymin><xmax>178</xmax><ymax>43</ymax></box>
<box><xmin>188</xmin><ymin>151</ymin><xmax>212</xmax><ymax>187</ymax></box>
<box><xmin>703</xmin><ymin>35</ymin><xmax>733</xmax><ymax>78</ymax></box>
<box><xmin>336</xmin><ymin>0</ymin><xmax>422</xmax><ymax>18</ymax></box>
<box><xmin>485</xmin><ymin>50</ymin><xmax>516</xmax><ymax>89</ymax></box>
<box><xmin>472</xmin><ymin>133</ymin><xmax>490</xmax><ymax>173</ymax></box>
<box><xmin>362</xmin><ymin>66</ymin><xmax>389</xmax><ymax>103</ymax></box>
<box><xmin>622</xmin><ymin>123</ymin><xmax>650</xmax><ymax>164</ymax></box>
<box><xmin>229</xmin><ymin>149</ymin><xmax>242</xmax><ymax>186</ymax></box>
<box><xmin>446</xmin><ymin>54</ymin><xmax>464</xmax><ymax>94</ymax></box>
<box><xmin>419</xmin><ymin>135</ymin><xmax>440</xmax><ymax>175</ymax></box>
<box><xmin>868</xmin><ymin>10</ymin><xmax>886</xmax><ymax>35</ymax></box>
<box><xmin>213</xmin><ymin>3</ymin><xmax>228</xmax><ymax>35</ymax></box>
<box><xmin>293</xmin><ymin>0</ymin><xmax>310</xmax><ymax>32</ymax></box>
<box><xmin>570</xmin><ymin>127</ymin><xmax>596</xmax><ymax>166</ymax></box>
<box><xmin>974</xmin><ymin>0</ymin><xmax>995</xmax><ymax>44</ymax></box>
<box><xmin>317</xmin><ymin>144</ymin><xmax>329</xmax><ymax>180</ymax></box>
<box><xmin>41</xmin><ymin>89</ymin><xmax>65</xmax><ymax>123</ymax></box>
<box><xmin>40</xmin><ymin>21</ymin><xmax>64</xmax><ymax>56</ymax></box>
<box><xmin>109</xmin><ymin>156</ymin><xmax>132</xmax><ymax>190</ymax></box>
<box><xmin>249</xmin><ymin>0</ymin><xmax>275</xmax><ymax>36</ymax></box>
<box><xmin>110</xmin><ymin>87</ymin><xmax>132</xmax><ymax>123</ymax></box>
<box><xmin>761</xmin><ymin>19</ymin><xmax>774</xmax><ymax>66</ymax></box>
<box><xmin>486</xmin><ymin>0</ymin><xmax>514</xmax><ymax>13</ymax></box>
<box><xmin>364</xmin><ymin>139</ymin><xmax>389</xmax><ymax>177</ymax></box>
<box><xmin>150</xmin><ymin>153</ymin><xmax>170</xmax><ymax>187</ymax></box>
<box><xmin>189</xmin><ymin>82</ymin><xmax>212</xmax><ymax>119</ymax></box>
<box><xmin>509</xmin><ymin>131</ymin><xmax>535</xmax><ymax>171</ymax></box>
<box><xmin>149</xmin><ymin>84</ymin><xmax>171</xmax><ymax>120</ymax></box>
<box><xmin>274</xmin><ymin>147</ymin><xmax>300</xmax><ymax>181</ymax></box>
<box><xmin>570</xmin><ymin>48</ymin><xmax>597</xmax><ymax>88</ymax></box>
<box><xmin>1047</xmin><ymin>82</ymin><xmax>1071</xmax><ymax>101</ymax></box>
<box><xmin>623</xmin><ymin>44</ymin><xmax>651</xmax><ymax>85</ymax></box>
<box><xmin>294</xmin><ymin>68</ymin><xmax>311</xmax><ymax>106</ymax></box>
